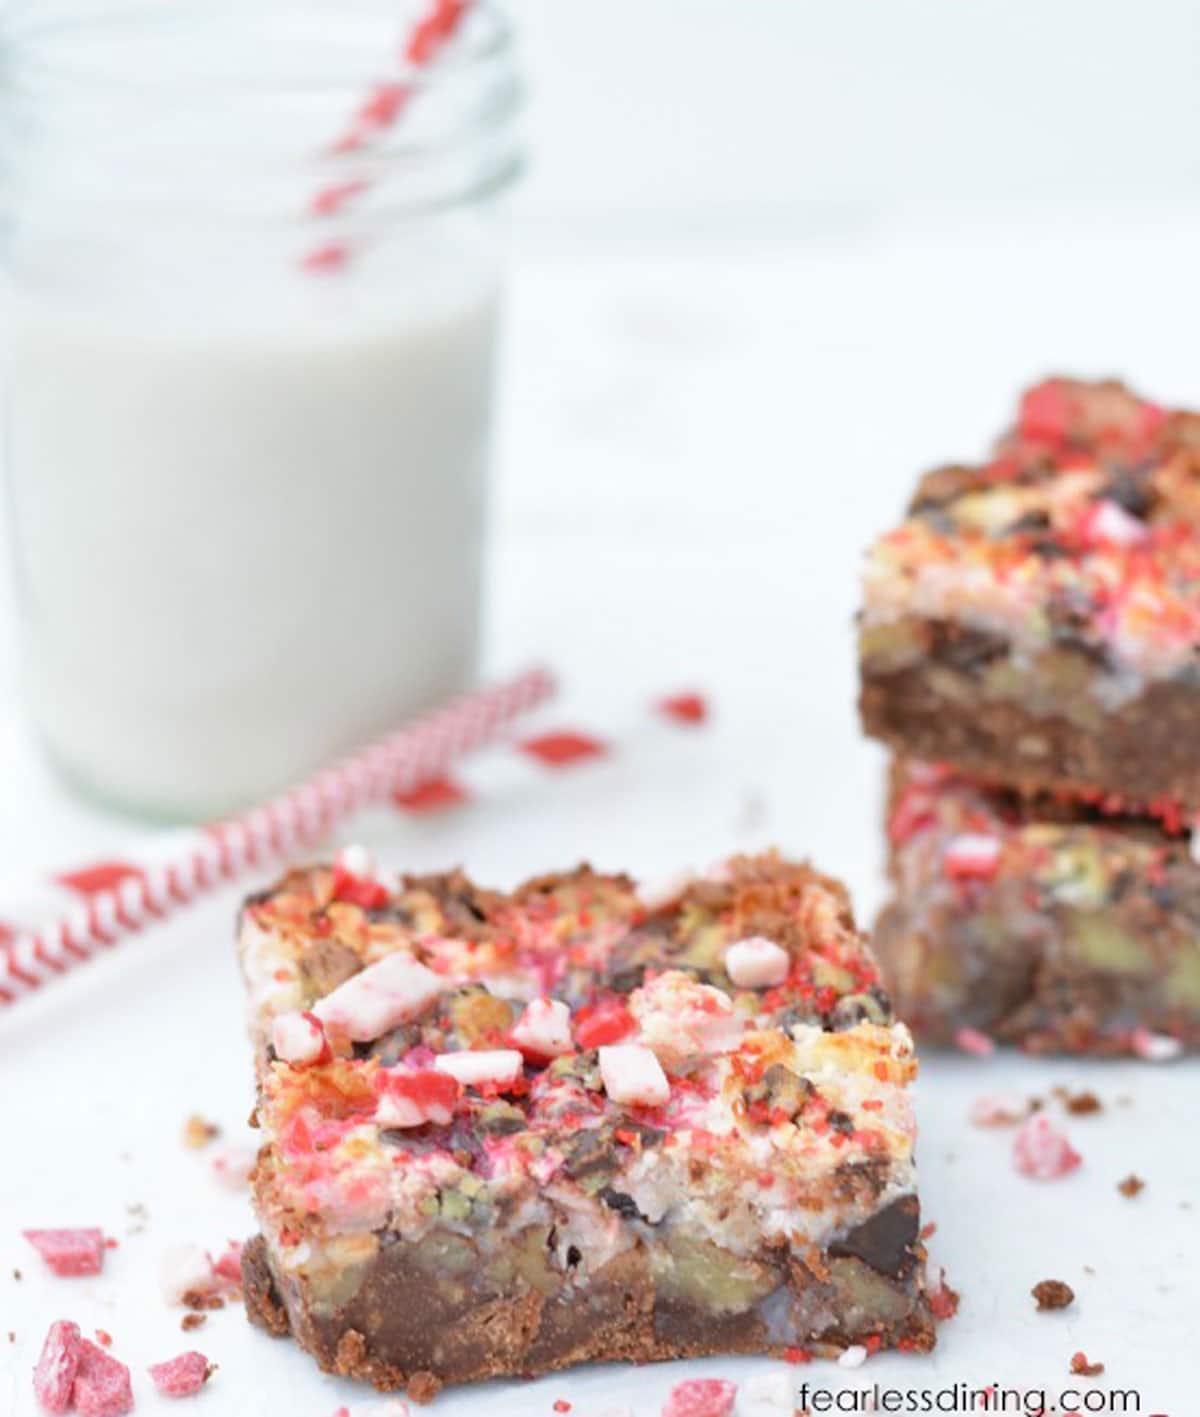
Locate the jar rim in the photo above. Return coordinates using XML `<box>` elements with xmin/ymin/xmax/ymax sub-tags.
<box><xmin>1</xmin><ymin>0</ymin><xmax>515</xmax><ymax>97</ymax></box>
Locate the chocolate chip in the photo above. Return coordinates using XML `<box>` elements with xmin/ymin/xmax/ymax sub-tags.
<box><xmin>829</xmin><ymin>1195</ymin><xmax>920</xmax><ymax>1279</ymax></box>
<box><xmin>598</xmin><ymin>1188</ymin><xmax>647</xmax><ymax>1221</ymax></box>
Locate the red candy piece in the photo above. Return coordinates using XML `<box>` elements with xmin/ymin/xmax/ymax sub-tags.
<box><xmin>212</xmin><ymin>1240</ymin><xmax>244</xmax><ymax>1287</ymax></box>
<box><xmin>573</xmin><ymin>997</ymin><xmax>636</xmax><ymax>1050</ymax></box>
<box><xmin>149</xmin><ymin>1350</ymin><xmax>213</xmax><ymax>1398</ymax></box>
<box><xmin>1018</xmin><ymin>379</ymin><xmax>1071</xmax><ymax>445</ymax></box>
<box><xmin>330</xmin><ymin>865</ymin><xmax>390</xmax><ymax>911</ymax></box>
<box><xmin>658</xmin><ymin>692</ymin><xmax>709</xmax><ymax>725</ymax></box>
<box><xmin>519</xmin><ymin>731</ymin><xmax>607</xmax><ymax>767</ymax></box>
<box><xmin>33</xmin><ymin>1320</ymin><xmax>83</xmax><ymax>1414</ymax></box>
<box><xmin>662</xmin><ymin>1378</ymin><xmax>738</xmax><ymax>1417</ymax></box>
<box><xmin>24</xmin><ymin>1229</ymin><xmax>105</xmax><ymax>1277</ymax></box>
<box><xmin>71</xmin><ymin>1339</ymin><xmax>133</xmax><ymax>1417</ymax></box>
<box><xmin>1013</xmin><ymin>1114</ymin><xmax>1082</xmax><ymax>1181</ymax></box>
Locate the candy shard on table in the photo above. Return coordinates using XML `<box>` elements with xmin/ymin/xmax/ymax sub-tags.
<box><xmin>236</xmin><ymin>853</ymin><xmax>936</xmax><ymax>1396</ymax></box>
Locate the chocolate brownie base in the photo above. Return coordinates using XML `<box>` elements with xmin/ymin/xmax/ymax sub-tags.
<box><xmin>243</xmin><ymin>1211</ymin><xmax>935</xmax><ymax>1402</ymax></box>
<box><xmin>860</xmin><ymin>623</ymin><xmax>1200</xmax><ymax>811</ymax></box>
<box><xmin>873</xmin><ymin>761</ymin><xmax>1200</xmax><ymax>1053</ymax></box>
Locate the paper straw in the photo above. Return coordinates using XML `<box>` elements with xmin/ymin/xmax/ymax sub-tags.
<box><xmin>303</xmin><ymin>0</ymin><xmax>473</xmax><ymax>269</ymax></box>
<box><xmin>0</xmin><ymin>666</ymin><xmax>555</xmax><ymax>1008</ymax></box>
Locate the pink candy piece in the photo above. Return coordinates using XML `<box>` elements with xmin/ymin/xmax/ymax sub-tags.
<box><xmin>1013</xmin><ymin>1114</ymin><xmax>1082</xmax><ymax>1181</ymax></box>
<box><xmin>661</xmin><ymin>1378</ymin><xmax>737</xmax><ymax>1417</ymax></box>
<box><xmin>433</xmin><ymin>1048</ymin><xmax>524</xmax><ymax>1089</ymax></box>
<box><xmin>1081</xmin><ymin>498</ymin><xmax>1149</xmax><ymax>549</ymax></box>
<box><xmin>969</xmin><ymin>1092</ymin><xmax>1030</xmax><ymax>1127</ymax></box>
<box><xmin>212</xmin><ymin>1240</ymin><xmax>244</xmax><ymax>1287</ymax></box>
<box><xmin>724</xmin><ymin>936</ymin><xmax>790</xmax><ymax>989</ymax></box>
<box><xmin>33</xmin><ymin>1320</ymin><xmax>83</xmax><ymax>1414</ymax></box>
<box><xmin>942</xmin><ymin>834</ymin><xmax>1001</xmax><ymax>882</ymax></box>
<box><xmin>375</xmin><ymin>1068</ymin><xmax>461</xmax><ymax>1128</ymax></box>
<box><xmin>599</xmin><ymin>1043</ymin><xmax>670</xmax><ymax>1107</ymax></box>
<box><xmin>955</xmin><ymin>1026</ymin><xmax>996</xmax><ymax>1058</ymax></box>
<box><xmin>24</xmin><ymin>1229</ymin><xmax>105</xmax><ymax>1278</ymax></box>
<box><xmin>510</xmin><ymin>998</ymin><xmax>573</xmax><ymax>1059</ymax></box>
<box><xmin>1130</xmin><ymin>1027</ymin><xmax>1183</xmax><ymax>1063</ymax></box>
<box><xmin>272</xmin><ymin>1010</ymin><xmax>327</xmax><ymax>1065</ymax></box>
<box><xmin>71</xmin><ymin>1339</ymin><xmax>133</xmax><ymax>1417</ymax></box>
<box><xmin>314</xmin><ymin>952</ymin><xmax>442</xmax><ymax>1042</ymax></box>
<box><xmin>148</xmin><ymin>1350</ymin><xmax>213</xmax><ymax>1398</ymax></box>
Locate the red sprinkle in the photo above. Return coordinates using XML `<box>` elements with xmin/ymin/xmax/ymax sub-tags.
<box><xmin>519</xmin><ymin>731</ymin><xmax>608</xmax><ymax>767</ymax></box>
<box><xmin>661</xmin><ymin>1377</ymin><xmax>738</xmax><ymax>1417</ymax></box>
<box><xmin>148</xmin><ymin>1350</ymin><xmax>214</xmax><ymax>1398</ymax></box>
<box><xmin>33</xmin><ymin>1320</ymin><xmax>83</xmax><ymax>1414</ymax></box>
<box><xmin>783</xmin><ymin>1346</ymin><xmax>812</xmax><ymax>1364</ymax></box>
<box><xmin>94</xmin><ymin>1330</ymin><xmax>112</xmax><ymax>1348</ymax></box>
<box><xmin>393</xmin><ymin>775</ymin><xmax>469</xmax><ymax>813</ymax></box>
<box><xmin>23</xmin><ymin>1229</ymin><xmax>105</xmax><ymax>1278</ymax></box>
<box><xmin>552</xmin><ymin>1402</ymin><xmax>572</xmax><ymax>1414</ymax></box>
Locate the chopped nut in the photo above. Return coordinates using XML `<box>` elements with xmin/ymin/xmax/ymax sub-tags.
<box><xmin>1117</xmin><ymin>1173</ymin><xmax>1145</xmax><ymax>1198</ymax></box>
<box><xmin>1032</xmin><ymin>1279</ymin><xmax>1074</xmax><ymax>1311</ymax></box>
<box><xmin>182</xmin><ymin>1115</ymin><xmax>221</xmax><ymax>1150</ymax></box>
<box><xmin>1062</xmin><ymin>1090</ymin><xmax>1102</xmax><ymax>1116</ymax></box>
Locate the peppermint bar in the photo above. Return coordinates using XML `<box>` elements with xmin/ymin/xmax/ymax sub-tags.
<box><xmin>236</xmin><ymin>853</ymin><xmax>935</xmax><ymax>1399</ymax></box>
<box><xmin>860</xmin><ymin>378</ymin><xmax>1200</xmax><ymax>811</ymax></box>
<box><xmin>874</xmin><ymin>760</ymin><xmax>1200</xmax><ymax>1054</ymax></box>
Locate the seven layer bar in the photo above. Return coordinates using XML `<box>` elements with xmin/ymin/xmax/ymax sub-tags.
<box><xmin>236</xmin><ymin>853</ymin><xmax>934</xmax><ymax>1400</ymax></box>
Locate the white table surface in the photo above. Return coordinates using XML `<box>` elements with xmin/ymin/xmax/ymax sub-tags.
<box><xmin>1</xmin><ymin>211</ymin><xmax>1197</xmax><ymax>1415</ymax></box>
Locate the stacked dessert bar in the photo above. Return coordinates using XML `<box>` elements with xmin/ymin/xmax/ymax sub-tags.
<box><xmin>859</xmin><ymin>377</ymin><xmax>1200</xmax><ymax>1053</ymax></box>
<box><xmin>236</xmin><ymin>853</ymin><xmax>935</xmax><ymax>1398</ymax></box>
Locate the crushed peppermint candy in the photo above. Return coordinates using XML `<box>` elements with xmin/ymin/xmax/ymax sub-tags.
<box><xmin>433</xmin><ymin>1048</ymin><xmax>524</xmax><ymax>1089</ymax></box>
<box><xmin>71</xmin><ymin>1339</ymin><xmax>133</xmax><ymax>1417</ymax></box>
<box><xmin>212</xmin><ymin>1240</ymin><xmax>244</xmax><ymax>1286</ymax></box>
<box><xmin>33</xmin><ymin>1320</ymin><xmax>83</xmax><ymax>1414</ymax></box>
<box><xmin>23</xmin><ymin>1229</ymin><xmax>105</xmax><ymax>1278</ymax></box>
<box><xmin>724</xmin><ymin>935</ymin><xmax>790</xmax><ymax>989</ymax></box>
<box><xmin>272</xmin><ymin>1010</ymin><xmax>327</xmax><ymax>1066</ymax></box>
<box><xmin>1079</xmin><ymin>498</ymin><xmax>1149</xmax><ymax>549</ymax></box>
<box><xmin>661</xmin><ymin>1377</ymin><xmax>737</xmax><ymax>1417</ymax></box>
<box><xmin>837</xmin><ymin>1343</ymin><xmax>869</xmax><ymax>1369</ymax></box>
<box><xmin>313</xmin><ymin>952</ymin><xmax>442</xmax><ymax>1042</ymax></box>
<box><xmin>375</xmin><ymin>1068</ymin><xmax>460</xmax><ymax>1128</ymax></box>
<box><xmin>510</xmin><ymin>998</ymin><xmax>573</xmax><ymax>1059</ymax></box>
<box><xmin>1013</xmin><ymin>1114</ymin><xmax>1082</xmax><ymax>1181</ymax></box>
<box><xmin>942</xmin><ymin>833</ymin><xmax>1002</xmax><ymax>882</ymax></box>
<box><xmin>954</xmin><ymin>1026</ymin><xmax>996</xmax><ymax>1057</ymax></box>
<box><xmin>969</xmin><ymin>1092</ymin><xmax>1030</xmax><ymax>1126</ymax></box>
<box><xmin>331</xmin><ymin>845</ymin><xmax>390</xmax><ymax>910</ymax></box>
<box><xmin>1130</xmin><ymin>1027</ymin><xmax>1183</xmax><ymax>1062</ymax></box>
<box><xmin>598</xmin><ymin>1043</ymin><xmax>670</xmax><ymax>1107</ymax></box>
<box><xmin>148</xmin><ymin>1350</ymin><xmax>214</xmax><ymax>1397</ymax></box>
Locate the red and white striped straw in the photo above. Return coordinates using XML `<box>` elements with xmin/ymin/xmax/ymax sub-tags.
<box><xmin>303</xmin><ymin>0</ymin><xmax>473</xmax><ymax>271</ymax></box>
<box><xmin>0</xmin><ymin>666</ymin><xmax>554</xmax><ymax>1009</ymax></box>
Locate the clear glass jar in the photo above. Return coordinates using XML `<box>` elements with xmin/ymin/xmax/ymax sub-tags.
<box><xmin>0</xmin><ymin>0</ymin><xmax>522</xmax><ymax>819</ymax></box>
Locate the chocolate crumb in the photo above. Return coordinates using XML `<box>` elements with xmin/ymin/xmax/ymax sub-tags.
<box><xmin>182</xmin><ymin>1291</ymin><xmax>225</xmax><ymax>1312</ymax></box>
<box><xmin>7</xmin><ymin>1332</ymin><xmax>14</xmax><ymax>1343</ymax></box>
<box><xmin>1070</xmin><ymin>1352</ymin><xmax>1104</xmax><ymax>1377</ymax></box>
<box><xmin>12</xmin><ymin>1269</ymin><xmax>21</xmax><ymax>1282</ymax></box>
<box><xmin>1063</xmin><ymin>1090</ymin><xmax>1102</xmax><ymax>1116</ymax></box>
<box><xmin>1033</xmin><ymin>1279</ymin><xmax>1075</xmax><ymax>1311</ymax></box>
<box><xmin>183</xmin><ymin>1114</ymin><xmax>221</xmax><ymax>1150</ymax></box>
<box><xmin>181</xmin><ymin>1313</ymin><xmax>207</xmax><ymax>1333</ymax></box>
<box><xmin>1117</xmin><ymin>1174</ymin><xmax>1145</xmax><ymax>1198</ymax></box>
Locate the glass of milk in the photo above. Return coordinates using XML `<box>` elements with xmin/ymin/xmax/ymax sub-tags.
<box><xmin>0</xmin><ymin>0</ymin><xmax>522</xmax><ymax>819</ymax></box>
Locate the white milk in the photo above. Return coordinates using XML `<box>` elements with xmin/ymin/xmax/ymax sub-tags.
<box><xmin>5</xmin><ymin>268</ymin><xmax>499</xmax><ymax>817</ymax></box>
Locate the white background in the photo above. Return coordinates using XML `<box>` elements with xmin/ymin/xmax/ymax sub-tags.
<box><xmin>2</xmin><ymin>4</ymin><xmax>1199</xmax><ymax>1415</ymax></box>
